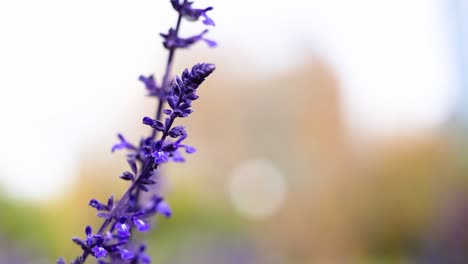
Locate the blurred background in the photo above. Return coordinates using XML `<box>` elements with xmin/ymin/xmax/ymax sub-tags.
<box><xmin>0</xmin><ymin>0</ymin><xmax>467</xmax><ymax>263</ymax></box>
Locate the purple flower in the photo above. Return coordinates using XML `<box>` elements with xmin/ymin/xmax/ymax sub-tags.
<box><xmin>157</xmin><ymin>200</ymin><xmax>172</xmax><ymax>218</ymax></box>
<box><xmin>63</xmin><ymin>0</ymin><xmax>217</xmax><ymax>262</ymax></box>
<box><xmin>161</xmin><ymin>63</ymin><xmax>215</xmax><ymax>123</ymax></box>
<box><xmin>89</xmin><ymin>199</ymin><xmax>109</xmax><ymax>211</ymax></box>
<box><xmin>174</xmin><ymin>63</ymin><xmax>216</xmax><ymax>91</ymax></box>
<box><xmin>168</xmin><ymin>126</ymin><xmax>187</xmax><ymax>138</ymax></box>
<box><xmin>115</xmin><ymin>218</ymin><xmax>131</xmax><ymax>238</ymax></box>
<box><xmin>84</xmin><ymin>226</ymin><xmax>95</xmax><ymax>245</ymax></box>
<box><xmin>119</xmin><ymin>171</ymin><xmax>135</xmax><ymax>181</ymax></box>
<box><xmin>132</xmin><ymin>216</ymin><xmax>150</xmax><ymax>232</ymax></box>
<box><xmin>170</xmin><ymin>149</ymin><xmax>186</xmax><ymax>162</ymax></box>
<box><xmin>182</xmin><ymin>145</ymin><xmax>196</xmax><ymax>154</ymax></box>
<box><xmin>136</xmin><ymin>244</ymin><xmax>152</xmax><ymax>264</ymax></box>
<box><xmin>119</xmin><ymin>248</ymin><xmax>135</xmax><ymax>260</ymax></box>
<box><xmin>139</xmin><ymin>75</ymin><xmax>163</xmax><ymax>97</ymax></box>
<box><xmin>91</xmin><ymin>246</ymin><xmax>107</xmax><ymax>258</ymax></box>
<box><xmin>152</xmin><ymin>150</ymin><xmax>169</xmax><ymax>164</ymax></box>
<box><xmin>143</xmin><ymin>117</ymin><xmax>166</xmax><ymax>131</ymax></box>
<box><xmin>171</xmin><ymin>0</ymin><xmax>215</xmax><ymax>26</ymax></box>
<box><xmin>111</xmin><ymin>133</ymin><xmax>137</xmax><ymax>152</ymax></box>
<box><xmin>160</xmin><ymin>28</ymin><xmax>216</xmax><ymax>49</ymax></box>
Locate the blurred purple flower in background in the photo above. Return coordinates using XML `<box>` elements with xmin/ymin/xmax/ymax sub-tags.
<box><xmin>418</xmin><ymin>191</ymin><xmax>468</xmax><ymax>264</ymax></box>
<box><xmin>0</xmin><ymin>235</ymin><xmax>44</xmax><ymax>264</ymax></box>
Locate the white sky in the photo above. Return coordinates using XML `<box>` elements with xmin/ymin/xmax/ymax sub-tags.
<box><xmin>0</xmin><ymin>0</ymin><xmax>460</xmax><ymax>201</ymax></box>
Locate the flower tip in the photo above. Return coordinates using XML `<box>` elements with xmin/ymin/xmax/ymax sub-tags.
<box><xmin>157</xmin><ymin>200</ymin><xmax>172</xmax><ymax>218</ymax></box>
<box><xmin>142</xmin><ymin>116</ymin><xmax>154</xmax><ymax>126</ymax></box>
<box><xmin>111</xmin><ymin>145</ymin><xmax>118</xmax><ymax>153</ymax></box>
<box><xmin>89</xmin><ymin>199</ymin><xmax>99</xmax><ymax>208</ymax></box>
<box><xmin>203</xmin><ymin>16</ymin><xmax>216</xmax><ymax>27</ymax></box>
<box><xmin>204</xmin><ymin>63</ymin><xmax>216</xmax><ymax>73</ymax></box>
<box><xmin>85</xmin><ymin>226</ymin><xmax>92</xmax><ymax>236</ymax></box>
<box><xmin>185</xmin><ymin>145</ymin><xmax>197</xmax><ymax>154</ymax></box>
<box><xmin>204</xmin><ymin>38</ymin><xmax>217</xmax><ymax>48</ymax></box>
<box><xmin>57</xmin><ymin>257</ymin><xmax>66</xmax><ymax>264</ymax></box>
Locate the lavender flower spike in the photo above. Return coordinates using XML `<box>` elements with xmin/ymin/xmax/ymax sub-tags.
<box><xmin>58</xmin><ymin>0</ymin><xmax>217</xmax><ymax>263</ymax></box>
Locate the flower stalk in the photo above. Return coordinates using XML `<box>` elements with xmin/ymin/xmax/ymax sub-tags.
<box><xmin>58</xmin><ymin>1</ymin><xmax>216</xmax><ymax>263</ymax></box>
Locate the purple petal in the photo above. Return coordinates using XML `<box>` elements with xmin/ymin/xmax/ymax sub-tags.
<box><xmin>120</xmin><ymin>249</ymin><xmax>135</xmax><ymax>260</ymax></box>
<box><xmin>115</xmin><ymin>222</ymin><xmax>131</xmax><ymax>238</ymax></box>
<box><xmin>120</xmin><ymin>171</ymin><xmax>135</xmax><ymax>181</ymax></box>
<box><xmin>157</xmin><ymin>200</ymin><xmax>172</xmax><ymax>218</ymax></box>
<box><xmin>133</xmin><ymin>217</ymin><xmax>150</xmax><ymax>232</ymax></box>
<box><xmin>85</xmin><ymin>226</ymin><xmax>92</xmax><ymax>236</ymax></box>
<box><xmin>92</xmin><ymin>246</ymin><xmax>107</xmax><ymax>258</ymax></box>
<box><xmin>171</xmin><ymin>150</ymin><xmax>186</xmax><ymax>163</ymax></box>
<box><xmin>152</xmin><ymin>150</ymin><xmax>169</xmax><ymax>164</ymax></box>
<box><xmin>184</xmin><ymin>145</ymin><xmax>197</xmax><ymax>154</ymax></box>
<box><xmin>203</xmin><ymin>38</ymin><xmax>217</xmax><ymax>48</ymax></box>
<box><xmin>202</xmin><ymin>14</ymin><xmax>215</xmax><ymax>26</ymax></box>
<box><xmin>140</xmin><ymin>253</ymin><xmax>151</xmax><ymax>264</ymax></box>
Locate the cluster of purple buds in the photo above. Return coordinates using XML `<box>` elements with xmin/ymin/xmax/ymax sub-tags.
<box><xmin>58</xmin><ymin>0</ymin><xmax>216</xmax><ymax>263</ymax></box>
<box><xmin>58</xmin><ymin>196</ymin><xmax>169</xmax><ymax>264</ymax></box>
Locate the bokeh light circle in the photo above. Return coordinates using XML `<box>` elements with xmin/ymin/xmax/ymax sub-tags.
<box><xmin>228</xmin><ymin>159</ymin><xmax>287</xmax><ymax>220</ymax></box>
